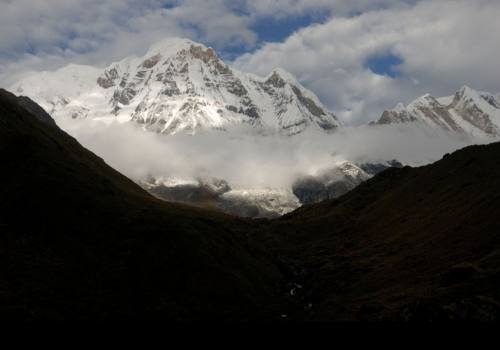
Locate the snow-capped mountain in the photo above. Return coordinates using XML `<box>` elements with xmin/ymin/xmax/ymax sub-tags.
<box><xmin>140</xmin><ymin>159</ymin><xmax>402</xmax><ymax>218</ymax></box>
<box><xmin>142</xmin><ymin>176</ymin><xmax>300</xmax><ymax>218</ymax></box>
<box><xmin>292</xmin><ymin>160</ymin><xmax>403</xmax><ymax>206</ymax></box>
<box><xmin>11</xmin><ymin>38</ymin><xmax>340</xmax><ymax>136</ymax></box>
<box><xmin>374</xmin><ymin>86</ymin><xmax>500</xmax><ymax>138</ymax></box>
<box><xmin>292</xmin><ymin>161</ymin><xmax>372</xmax><ymax>205</ymax></box>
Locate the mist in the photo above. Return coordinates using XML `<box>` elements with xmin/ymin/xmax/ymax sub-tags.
<box><xmin>55</xmin><ymin>116</ymin><xmax>488</xmax><ymax>189</ymax></box>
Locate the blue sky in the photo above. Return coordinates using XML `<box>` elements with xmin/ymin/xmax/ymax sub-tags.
<box><xmin>364</xmin><ymin>53</ymin><xmax>404</xmax><ymax>78</ymax></box>
<box><xmin>252</xmin><ymin>13</ymin><xmax>329</xmax><ymax>46</ymax></box>
<box><xmin>222</xmin><ymin>14</ymin><xmax>323</xmax><ymax>59</ymax></box>
<box><xmin>220</xmin><ymin>10</ymin><xmax>405</xmax><ymax>79</ymax></box>
<box><xmin>218</xmin><ymin>13</ymin><xmax>330</xmax><ymax>60</ymax></box>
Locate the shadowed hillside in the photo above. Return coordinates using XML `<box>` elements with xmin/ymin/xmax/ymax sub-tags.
<box><xmin>0</xmin><ymin>89</ymin><xmax>287</xmax><ymax>320</ymax></box>
<box><xmin>1</xmin><ymin>88</ymin><xmax>500</xmax><ymax>321</ymax></box>
<box><xmin>269</xmin><ymin>143</ymin><xmax>500</xmax><ymax>320</ymax></box>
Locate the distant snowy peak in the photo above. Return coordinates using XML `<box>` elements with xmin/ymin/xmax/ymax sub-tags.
<box><xmin>375</xmin><ymin>86</ymin><xmax>500</xmax><ymax>138</ymax></box>
<box><xmin>12</xmin><ymin>38</ymin><xmax>340</xmax><ymax>136</ymax></box>
<box><xmin>12</xmin><ymin>64</ymin><xmax>102</xmax><ymax>118</ymax></box>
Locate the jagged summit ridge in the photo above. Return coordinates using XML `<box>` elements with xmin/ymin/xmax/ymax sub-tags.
<box><xmin>376</xmin><ymin>86</ymin><xmax>500</xmax><ymax>138</ymax></box>
<box><xmin>11</xmin><ymin>38</ymin><xmax>341</xmax><ymax>136</ymax></box>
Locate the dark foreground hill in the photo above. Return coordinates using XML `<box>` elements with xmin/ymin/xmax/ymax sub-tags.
<box><xmin>269</xmin><ymin>143</ymin><xmax>500</xmax><ymax>320</ymax></box>
<box><xmin>0</xmin><ymin>89</ymin><xmax>287</xmax><ymax>320</ymax></box>
<box><xmin>1</xmin><ymin>88</ymin><xmax>500</xmax><ymax>321</ymax></box>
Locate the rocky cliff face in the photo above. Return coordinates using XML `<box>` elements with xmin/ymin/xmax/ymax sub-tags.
<box><xmin>375</xmin><ymin>86</ymin><xmax>500</xmax><ymax>138</ymax></box>
<box><xmin>142</xmin><ymin>160</ymin><xmax>404</xmax><ymax>218</ymax></box>
<box><xmin>142</xmin><ymin>176</ymin><xmax>301</xmax><ymax>219</ymax></box>
<box><xmin>291</xmin><ymin>161</ymin><xmax>404</xmax><ymax>206</ymax></box>
<box><xmin>292</xmin><ymin>162</ymin><xmax>372</xmax><ymax>205</ymax></box>
<box><xmin>12</xmin><ymin>38</ymin><xmax>340</xmax><ymax>136</ymax></box>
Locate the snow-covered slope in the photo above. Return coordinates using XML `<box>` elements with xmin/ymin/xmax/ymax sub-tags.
<box><xmin>292</xmin><ymin>160</ymin><xmax>404</xmax><ymax>206</ymax></box>
<box><xmin>292</xmin><ymin>161</ymin><xmax>372</xmax><ymax>205</ymax></box>
<box><xmin>11</xmin><ymin>38</ymin><xmax>340</xmax><ymax>136</ymax></box>
<box><xmin>219</xmin><ymin>189</ymin><xmax>301</xmax><ymax>218</ymax></box>
<box><xmin>142</xmin><ymin>176</ymin><xmax>300</xmax><ymax>218</ymax></box>
<box><xmin>139</xmin><ymin>159</ymin><xmax>400</xmax><ymax>218</ymax></box>
<box><xmin>375</xmin><ymin>86</ymin><xmax>500</xmax><ymax>138</ymax></box>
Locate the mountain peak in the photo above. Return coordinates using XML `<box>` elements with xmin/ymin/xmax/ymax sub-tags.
<box><xmin>12</xmin><ymin>37</ymin><xmax>340</xmax><ymax>136</ymax></box>
<box><xmin>418</xmin><ymin>93</ymin><xmax>433</xmax><ymax>100</ymax></box>
<box><xmin>270</xmin><ymin>67</ymin><xmax>296</xmax><ymax>80</ymax></box>
<box><xmin>144</xmin><ymin>38</ymin><xmax>223</xmax><ymax>66</ymax></box>
<box><xmin>374</xmin><ymin>85</ymin><xmax>500</xmax><ymax>138</ymax></box>
<box><xmin>455</xmin><ymin>85</ymin><xmax>480</xmax><ymax>101</ymax></box>
<box><xmin>145</xmin><ymin>37</ymin><xmax>202</xmax><ymax>56</ymax></box>
<box><xmin>394</xmin><ymin>102</ymin><xmax>406</xmax><ymax>112</ymax></box>
<box><xmin>458</xmin><ymin>85</ymin><xmax>474</xmax><ymax>94</ymax></box>
<box><xmin>264</xmin><ymin>68</ymin><xmax>299</xmax><ymax>87</ymax></box>
<box><xmin>407</xmin><ymin>93</ymin><xmax>439</xmax><ymax>109</ymax></box>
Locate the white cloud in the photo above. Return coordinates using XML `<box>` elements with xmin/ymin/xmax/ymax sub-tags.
<box><xmin>241</xmin><ymin>0</ymin><xmax>417</xmax><ymax>19</ymax></box>
<box><xmin>0</xmin><ymin>0</ymin><xmax>419</xmax><ymax>87</ymax></box>
<box><xmin>2</xmin><ymin>0</ymin><xmax>499</xmax><ymax>126</ymax></box>
<box><xmin>56</xmin><ymin>116</ymin><xmax>477</xmax><ymax>189</ymax></box>
<box><xmin>0</xmin><ymin>0</ymin><xmax>256</xmax><ymax>86</ymax></box>
<box><xmin>234</xmin><ymin>0</ymin><xmax>500</xmax><ymax>124</ymax></box>
<box><xmin>2</xmin><ymin>0</ymin><xmax>494</xmax><ymax>191</ymax></box>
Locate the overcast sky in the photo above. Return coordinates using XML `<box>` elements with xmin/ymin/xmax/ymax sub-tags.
<box><xmin>1</xmin><ymin>0</ymin><xmax>499</xmax><ymax>124</ymax></box>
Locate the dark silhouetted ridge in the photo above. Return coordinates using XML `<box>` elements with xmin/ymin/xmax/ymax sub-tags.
<box><xmin>2</xmin><ymin>88</ymin><xmax>500</xmax><ymax>321</ymax></box>
<box><xmin>270</xmin><ymin>142</ymin><xmax>500</xmax><ymax>320</ymax></box>
<box><xmin>0</xmin><ymin>88</ymin><xmax>285</xmax><ymax>320</ymax></box>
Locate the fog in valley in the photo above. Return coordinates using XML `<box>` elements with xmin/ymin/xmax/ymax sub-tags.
<box><xmin>56</xmin><ymin>116</ymin><xmax>483</xmax><ymax>190</ymax></box>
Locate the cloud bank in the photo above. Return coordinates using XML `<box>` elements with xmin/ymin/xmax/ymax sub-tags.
<box><xmin>0</xmin><ymin>0</ymin><xmax>256</xmax><ymax>85</ymax></box>
<box><xmin>235</xmin><ymin>0</ymin><xmax>500</xmax><ymax>124</ymax></box>
<box><xmin>1</xmin><ymin>0</ymin><xmax>499</xmax><ymax>126</ymax></box>
<box><xmin>56</xmin><ymin>116</ymin><xmax>480</xmax><ymax>189</ymax></box>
